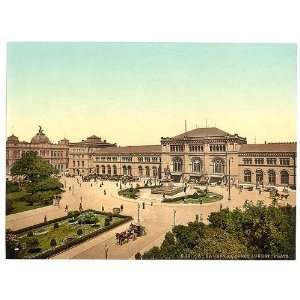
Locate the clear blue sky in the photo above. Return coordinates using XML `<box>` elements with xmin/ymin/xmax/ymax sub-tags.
<box><xmin>6</xmin><ymin>43</ymin><xmax>297</xmax><ymax>145</ymax></box>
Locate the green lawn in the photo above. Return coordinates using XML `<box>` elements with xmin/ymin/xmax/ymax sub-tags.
<box><xmin>6</xmin><ymin>190</ymin><xmax>59</xmax><ymax>215</ymax></box>
<box><xmin>164</xmin><ymin>192</ymin><xmax>223</xmax><ymax>204</ymax></box>
<box><xmin>16</xmin><ymin>213</ymin><xmax>123</xmax><ymax>258</ymax></box>
<box><xmin>10</xmin><ymin>200</ymin><xmax>47</xmax><ymax>214</ymax></box>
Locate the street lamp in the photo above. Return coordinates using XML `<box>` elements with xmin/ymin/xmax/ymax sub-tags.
<box><xmin>104</xmin><ymin>244</ymin><xmax>109</xmax><ymax>260</ymax></box>
<box><xmin>137</xmin><ymin>203</ymin><xmax>140</xmax><ymax>223</ymax></box>
<box><xmin>173</xmin><ymin>209</ymin><xmax>176</xmax><ymax>227</ymax></box>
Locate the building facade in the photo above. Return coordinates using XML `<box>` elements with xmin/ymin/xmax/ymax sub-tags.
<box><xmin>6</xmin><ymin>127</ymin><xmax>69</xmax><ymax>175</ymax></box>
<box><xmin>6</xmin><ymin>126</ymin><xmax>297</xmax><ymax>187</ymax></box>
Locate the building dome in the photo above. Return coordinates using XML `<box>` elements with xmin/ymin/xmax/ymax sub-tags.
<box><xmin>31</xmin><ymin>126</ymin><xmax>51</xmax><ymax>144</ymax></box>
<box><xmin>7</xmin><ymin>134</ymin><xmax>19</xmax><ymax>144</ymax></box>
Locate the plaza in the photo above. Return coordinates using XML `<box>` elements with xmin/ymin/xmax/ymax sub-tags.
<box><xmin>6</xmin><ymin>174</ymin><xmax>296</xmax><ymax>259</ymax></box>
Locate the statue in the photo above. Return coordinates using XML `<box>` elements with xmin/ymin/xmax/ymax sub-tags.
<box><xmin>38</xmin><ymin>125</ymin><xmax>44</xmax><ymax>135</ymax></box>
<box><xmin>163</xmin><ymin>166</ymin><xmax>171</xmax><ymax>180</ymax></box>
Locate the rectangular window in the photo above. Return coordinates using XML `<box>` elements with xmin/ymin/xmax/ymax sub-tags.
<box><xmin>266</xmin><ymin>158</ymin><xmax>276</xmax><ymax>165</ymax></box>
<box><xmin>170</xmin><ymin>145</ymin><xmax>184</xmax><ymax>152</ymax></box>
<box><xmin>254</xmin><ymin>158</ymin><xmax>264</xmax><ymax>165</ymax></box>
<box><xmin>243</xmin><ymin>158</ymin><xmax>252</xmax><ymax>165</ymax></box>
<box><xmin>279</xmin><ymin>158</ymin><xmax>290</xmax><ymax>166</ymax></box>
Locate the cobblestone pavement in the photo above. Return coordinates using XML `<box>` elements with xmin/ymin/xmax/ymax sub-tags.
<box><xmin>6</xmin><ymin>176</ymin><xmax>296</xmax><ymax>259</ymax></box>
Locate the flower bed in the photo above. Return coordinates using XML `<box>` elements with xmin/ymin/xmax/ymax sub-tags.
<box><xmin>9</xmin><ymin>210</ymin><xmax>132</xmax><ymax>259</ymax></box>
<box><xmin>162</xmin><ymin>192</ymin><xmax>223</xmax><ymax>204</ymax></box>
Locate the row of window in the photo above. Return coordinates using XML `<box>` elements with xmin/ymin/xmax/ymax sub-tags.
<box><xmin>171</xmin><ymin>144</ymin><xmax>226</xmax><ymax>152</ymax></box>
<box><xmin>244</xmin><ymin>169</ymin><xmax>290</xmax><ymax>185</ymax></box>
<box><xmin>189</xmin><ymin>145</ymin><xmax>204</xmax><ymax>152</ymax></box>
<box><xmin>172</xmin><ymin>157</ymin><xmax>225</xmax><ymax>174</ymax></box>
<box><xmin>8</xmin><ymin>150</ymin><xmax>66</xmax><ymax>158</ymax></box>
<box><xmin>95</xmin><ymin>156</ymin><xmax>160</xmax><ymax>163</ymax></box>
<box><xmin>73</xmin><ymin>160</ymin><xmax>85</xmax><ymax>168</ymax></box>
<box><xmin>170</xmin><ymin>145</ymin><xmax>184</xmax><ymax>152</ymax></box>
<box><xmin>209</xmin><ymin>144</ymin><xmax>226</xmax><ymax>152</ymax></box>
<box><xmin>95</xmin><ymin>164</ymin><xmax>159</xmax><ymax>177</ymax></box>
<box><xmin>243</xmin><ymin>158</ymin><xmax>290</xmax><ymax>166</ymax></box>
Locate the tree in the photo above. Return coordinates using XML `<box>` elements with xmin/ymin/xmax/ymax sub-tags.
<box><xmin>10</xmin><ymin>151</ymin><xmax>58</xmax><ymax>182</ymax></box>
<box><xmin>6</xmin><ymin>230</ymin><xmax>20</xmax><ymax>259</ymax></box>
<box><xmin>142</xmin><ymin>202</ymin><xmax>296</xmax><ymax>260</ymax></box>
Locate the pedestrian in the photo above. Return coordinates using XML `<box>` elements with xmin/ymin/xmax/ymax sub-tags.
<box><xmin>44</xmin><ymin>215</ymin><xmax>47</xmax><ymax>223</ymax></box>
<box><xmin>102</xmin><ymin>205</ymin><xmax>104</xmax><ymax>212</ymax></box>
<box><xmin>104</xmin><ymin>190</ymin><xmax>106</xmax><ymax>195</ymax></box>
<box><xmin>65</xmin><ymin>204</ymin><xmax>68</xmax><ymax>212</ymax></box>
<box><xmin>120</xmin><ymin>204</ymin><xmax>123</xmax><ymax>211</ymax></box>
<box><xmin>79</xmin><ymin>202</ymin><xmax>83</xmax><ymax>212</ymax></box>
<box><xmin>91</xmin><ymin>183</ymin><xmax>92</xmax><ymax>187</ymax></box>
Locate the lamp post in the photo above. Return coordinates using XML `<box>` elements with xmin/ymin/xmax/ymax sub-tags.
<box><xmin>104</xmin><ymin>244</ymin><xmax>109</xmax><ymax>260</ymax></box>
<box><xmin>173</xmin><ymin>209</ymin><xmax>176</xmax><ymax>227</ymax></box>
<box><xmin>137</xmin><ymin>203</ymin><xmax>140</xmax><ymax>223</ymax></box>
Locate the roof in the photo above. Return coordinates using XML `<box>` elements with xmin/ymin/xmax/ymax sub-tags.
<box><xmin>240</xmin><ymin>143</ymin><xmax>297</xmax><ymax>153</ymax></box>
<box><xmin>94</xmin><ymin>145</ymin><xmax>161</xmax><ymax>154</ymax></box>
<box><xmin>7</xmin><ymin>134</ymin><xmax>19</xmax><ymax>143</ymax></box>
<box><xmin>86</xmin><ymin>135</ymin><xmax>101</xmax><ymax>140</ymax></box>
<box><xmin>172</xmin><ymin>127</ymin><xmax>230</xmax><ymax>139</ymax></box>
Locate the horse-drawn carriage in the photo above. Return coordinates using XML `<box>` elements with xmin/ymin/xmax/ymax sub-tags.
<box><xmin>115</xmin><ymin>223</ymin><xmax>146</xmax><ymax>245</ymax></box>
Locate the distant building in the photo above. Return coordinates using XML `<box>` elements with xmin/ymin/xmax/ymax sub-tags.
<box><xmin>6</xmin><ymin>126</ymin><xmax>297</xmax><ymax>187</ymax></box>
<box><xmin>6</xmin><ymin>127</ymin><xmax>69</xmax><ymax>175</ymax></box>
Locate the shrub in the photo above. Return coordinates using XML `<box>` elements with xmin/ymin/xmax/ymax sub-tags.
<box><xmin>50</xmin><ymin>239</ymin><xmax>57</xmax><ymax>247</ymax></box>
<box><xmin>67</xmin><ymin>210</ymin><xmax>80</xmax><ymax>218</ymax></box>
<box><xmin>191</xmin><ymin>192</ymin><xmax>199</xmax><ymax>199</ymax></box>
<box><xmin>77</xmin><ymin>212</ymin><xmax>98</xmax><ymax>224</ymax></box>
<box><xmin>53</xmin><ymin>222</ymin><xmax>59</xmax><ymax>229</ymax></box>
<box><xmin>6</xmin><ymin>181</ymin><xmax>20</xmax><ymax>193</ymax></box>
<box><xmin>27</xmin><ymin>231</ymin><xmax>34</xmax><ymax>237</ymax></box>
<box><xmin>26</xmin><ymin>237</ymin><xmax>39</xmax><ymax>250</ymax></box>
<box><xmin>135</xmin><ymin>252</ymin><xmax>142</xmax><ymax>260</ymax></box>
<box><xmin>28</xmin><ymin>247</ymin><xmax>42</xmax><ymax>254</ymax></box>
<box><xmin>6</xmin><ymin>198</ymin><xmax>13</xmax><ymax>215</ymax></box>
<box><xmin>104</xmin><ymin>217</ymin><xmax>111</xmax><ymax>226</ymax></box>
<box><xmin>77</xmin><ymin>229</ymin><xmax>83</xmax><ymax>235</ymax></box>
<box><xmin>25</xmin><ymin>178</ymin><xmax>63</xmax><ymax>193</ymax></box>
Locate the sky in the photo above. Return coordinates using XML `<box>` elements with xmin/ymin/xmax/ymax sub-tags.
<box><xmin>6</xmin><ymin>43</ymin><xmax>297</xmax><ymax>146</ymax></box>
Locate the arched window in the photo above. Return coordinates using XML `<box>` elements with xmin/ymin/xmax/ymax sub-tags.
<box><xmin>96</xmin><ymin>165</ymin><xmax>99</xmax><ymax>174</ymax></box>
<box><xmin>191</xmin><ymin>158</ymin><xmax>202</xmax><ymax>173</ymax></box>
<box><xmin>107</xmin><ymin>165</ymin><xmax>111</xmax><ymax>175</ymax></box>
<box><xmin>122</xmin><ymin>165</ymin><xmax>127</xmax><ymax>176</ymax></box>
<box><xmin>101</xmin><ymin>165</ymin><xmax>105</xmax><ymax>174</ymax></box>
<box><xmin>268</xmin><ymin>170</ymin><xmax>276</xmax><ymax>185</ymax></box>
<box><xmin>153</xmin><ymin>166</ymin><xmax>158</xmax><ymax>177</ymax></box>
<box><xmin>138</xmin><ymin>166</ymin><xmax>143</xmax><ymax>176</ymax></box>
<box><xmin>172</xmin><ymin>157</ymin><xmax>183</xmax><ymax>172</ymax></box>
<box><xmin>213</xmin><ymin>159</ymin><xmax>224</xmax><ymax>174</ymax></box>
<box><xmin>113</xmin><ymin>165</ymin><xmax>117</xmax><ymax>175</ymax></box>
<box><xmin>145</xmin><ymin>166</ymin><xmax>150</xmax><ymax>177</ymax></box>
<box><xmin>128</xmin><ymin>166</ymin><xmax>132</xmax><ymax>176</ymax></box>
<box><xmin>256</xmin><ymin>169</ymin><xmax>263</xmax><ymax>184</ymax></box>
<box><xmin>280</xmin><ymin>170</ymin><xmax>289</xmax><ymax>185</ymax></box>
<box><xmin>244</xmin><ymin>169</ymin><xmax>251</xmax><ymax>183</ymax></box>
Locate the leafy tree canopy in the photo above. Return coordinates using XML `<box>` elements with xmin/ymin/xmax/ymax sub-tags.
<box><xmin>10</xmin><ymin>151</ymin><xmax>58</xmax><ymax>182</ymax></box>
<box><xmin>141</xmin><ymin>201</ymin><xmax>296</xmax><ymax>260</ymax></box>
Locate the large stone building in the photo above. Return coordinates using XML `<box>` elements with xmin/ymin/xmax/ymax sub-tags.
<box><xmin>6</xmin><ymin>126</ymin><xmax>69</xmax><ymax>175</ymax></box>
<box><xmin>6</xmin><ymin>126</ymin><xmax>297</xmax><ymax>187</ymax></box>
